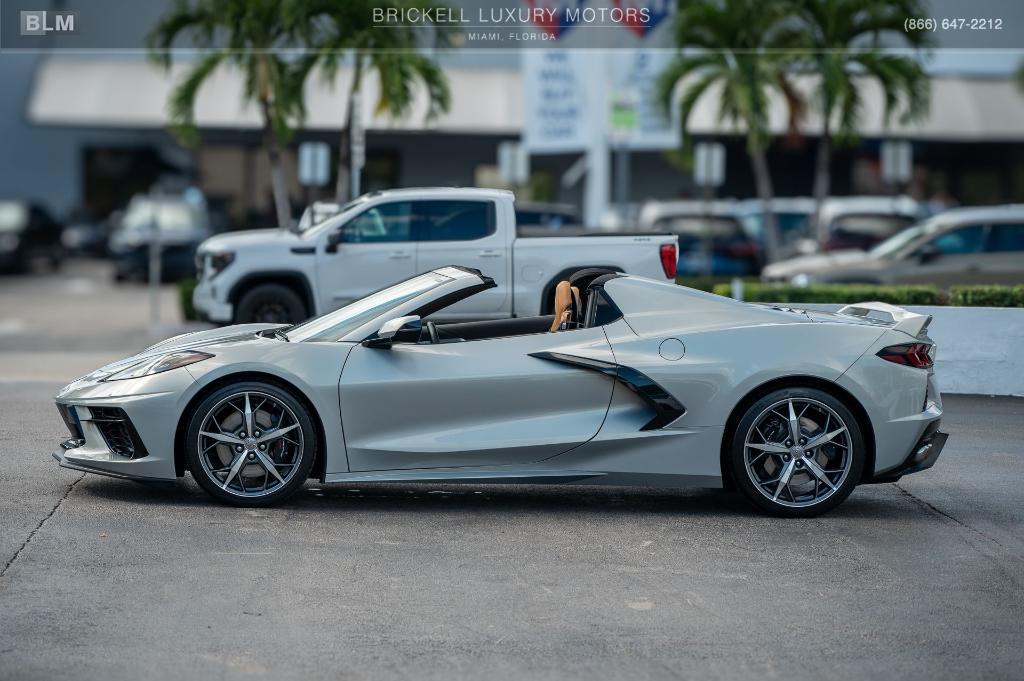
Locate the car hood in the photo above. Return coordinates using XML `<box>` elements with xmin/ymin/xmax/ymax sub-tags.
<box><xmin>67</xmin><ymin>323</ymin><xmax>286</xmax><ymax>387</ymax></box>
<box><xmin>199</xmin><ymin>228</ymin><xmax>305</xmax><ymax>253</ymax></box>
<box><xmin>141</xmin><ymin>323</ymin><xmax>287</xmax><ymax>354</ymax></box>
<box><xmin>763</xmin><ymin>249</ymin><xmax>878</xmax><ymax>278</ymax></box>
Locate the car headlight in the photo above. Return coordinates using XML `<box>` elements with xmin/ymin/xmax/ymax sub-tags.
<box><xmin>102</xmin><ymin>350</ymin><xmax>213</xmax><ymax>381</ymax></box>
<box><xmin>790</xmin><ymin>273</ymin><xmax>812</xmax><ymax>287</ymax></box>
<box><xmin>207</xmin><ymin>251</ymin><xmax>235</xmax><ymax>278</ymax></box>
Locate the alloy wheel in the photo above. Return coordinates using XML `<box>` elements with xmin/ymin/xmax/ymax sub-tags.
<box><xmin>196</xmin><ymin>391</ymin><xmax>304</xmax><ymax>498</ymax></box>
<box><xmin>743</xmin><ymin>397</ymin><xmax>853</xmax><ymax>508</ymax></box>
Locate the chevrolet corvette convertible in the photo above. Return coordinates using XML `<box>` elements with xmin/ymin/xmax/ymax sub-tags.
<box><xmin>54</xmin><ymin>266</ymin><xmax>946</xmax><ymax>516</ymax></box>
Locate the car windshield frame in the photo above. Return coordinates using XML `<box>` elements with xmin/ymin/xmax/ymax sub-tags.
<box><xmin>868</xmin><ymin>221</ymin><xmax>937</xmax><ymax>259</ymax></box>
<box><xmin>299</xmin><ymin>195</ymin><xmax>374</xmax><ymax>238</ymax></box>
<box><xmin>285</xmin><ymin>270</ymin><xmax>457</xmax><ymax>343</ymax></box>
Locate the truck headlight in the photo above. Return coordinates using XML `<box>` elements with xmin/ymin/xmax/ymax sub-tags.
<box><xmin>207</xmin><ymin>251</ymin><xmax>235</xmax><ymax>278</ymax></box>
<box><xmin>102</xmin><ymin>351</ymin><xmax>213</xmax><ymax>381</ymax></box>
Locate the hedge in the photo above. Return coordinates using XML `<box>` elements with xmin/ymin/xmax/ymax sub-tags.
<box><xmin>676</xmin><ymin>276</ymin><xmax>759</xmax><ymax>293</ymax></box>
<box><xmin>709</xmin><ymin>283</ymin><xmax>1024</xmax><ymax>307</ymax></box>
<box><xmin>178</xmin><ymin>278</ymin><xmax>197</xmax><ymax>321</ymax></box>
<box><xmin>948</xmin><ymin>285</ymin><xmax>1024</xmax><ymax>308</ymax></box>
<box><xmin>710</xmin><ymin>283</ymin><xmax>942</xmax><ymax>306</ymax></box>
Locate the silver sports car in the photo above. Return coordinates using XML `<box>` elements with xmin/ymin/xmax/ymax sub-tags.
<box><xmin>54</xmin><ymin>266</ymin><xmax>946</xmax><ymax>516</ymax></box>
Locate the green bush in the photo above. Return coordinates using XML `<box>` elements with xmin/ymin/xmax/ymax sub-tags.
<box><xmin>676</xmin><ymin>276</ymin><xmax>759</xmax><ymax>293</ymax></box>
<box><xmin>949</xmin><ymin>285</ymin><xmax>1024</xmax><ymax>308</ymax></box>
<box><xmin>178</xmin><ymin>278</ymin><xmax>197</xmax><ymax>321</ymax></box>
<box><xmin>711</xmin><ymin>283</ymin><xmax>942</xmax><ymax>306</ymax></box>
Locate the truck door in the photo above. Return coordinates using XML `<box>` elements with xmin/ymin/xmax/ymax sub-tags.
<box><xmin>413</xmin><ymin>199</ymin><xmax>511</xmax><ymax>319</ymax></box>
<box><xmin>316</xmin><ymin>201</ymin><xmax>417</xmax><ymax>312</ymax></box>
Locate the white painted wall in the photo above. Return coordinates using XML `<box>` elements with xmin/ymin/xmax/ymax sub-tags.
<box><xmin>798</xmin><ymin>305</ymin><xmax>1024</xmax><ymax>397</ymax></box>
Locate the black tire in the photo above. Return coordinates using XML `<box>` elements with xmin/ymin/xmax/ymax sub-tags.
<box><xmin>184</xmin><ymin>380</ymin><xmax>317</xmax><ymax>507</ymax></box>
<box><xmin>728</xmin><ymin>387</ymin><xmax>864</xmax><ymax>518</ymax></box>
<box><xmin>234</xmin><ymin>284</ymin><xmax>308</xmax><ymax>324</ymax></box>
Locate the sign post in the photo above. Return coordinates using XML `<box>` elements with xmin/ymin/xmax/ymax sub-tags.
<box><xmin>298</xmin><ymin>142</ymin><xmax>331</xmax><ymax>188</ymax></box>
<box><xmin>881</xmin><ymin>140</ymin><xmax>912</xmax><ymax>189</ymax></box>
<box><xmin>693</xmin><ymin>141</ymin><xmax>726</xmax><ymax>276</ymax></box>
<box><xmin>498</xmin><ymin>141</ymin><xmax>530</xmax><ymax>186</ymax></box>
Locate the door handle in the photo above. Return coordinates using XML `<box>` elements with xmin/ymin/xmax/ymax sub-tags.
<box><xmin>478</xmin><ymin>250</ymin><xmax>502</xmax><ymax>258</ymax></box>
<box><xmin>388</xmin><ymin>252</ymin><xmax>412</xmax><ymax>260</ymax></box>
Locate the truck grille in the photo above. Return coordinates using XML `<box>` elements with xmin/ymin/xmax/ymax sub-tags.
<box><xmin>89</xmin><ymin>407</ymin><xmax>149</xmax><ymax>459</ymax></box>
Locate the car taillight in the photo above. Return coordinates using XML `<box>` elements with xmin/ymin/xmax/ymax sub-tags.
<box><xmin>660</xmin><ymin>244</ymin><xmax>677</xmax><ymax>279</ymax></box>
<box><xmin>877</xmin><ymin>343</ymin><xmax>935</xmax><ymax>369</ymax></box>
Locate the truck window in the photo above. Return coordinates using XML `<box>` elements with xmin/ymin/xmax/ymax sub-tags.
<box><xmin>342</xmin><ymin>202</ymin><xmax>413</xmax><ymax>243</ymax></box>
<box><xmin>415</xmin><ymin>200</ymin><xmax>496</xmax><ymax>242</ymax></box>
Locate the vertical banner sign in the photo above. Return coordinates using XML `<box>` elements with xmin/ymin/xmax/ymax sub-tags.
<box><xmin>522</xmin><ymin>50</ymin><xmax>592</xmax><ymax>154</ymax></box>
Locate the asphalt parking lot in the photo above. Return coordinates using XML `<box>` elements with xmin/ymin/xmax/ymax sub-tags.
<box><xmin>1</xmin><ymin>262</ymin><xmax>1023</xmax><ymax>681</ymax></box>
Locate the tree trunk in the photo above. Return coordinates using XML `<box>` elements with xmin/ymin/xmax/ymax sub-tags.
<box><xmin>334</xmin><ymin>60</ymin><xmax>363</xmax><ymax>204</ymax></box>
<box><xmin>750</xmin><ymin>148</ymin><xmax>780</xmax><ymax>264</ymax></box>
<box><xmin>259</xmin><ymin>96</ymin><xmax>293</xmax><ymax>230</ymax></box>
<box><xmin>334</xmin><ymin>110</ymin><xmax>353</xmax><ymax>204</ymax></box>
<box><xmin>811</xmin><ymin>117</ymin><xmax>832</xmax><ymax>247</ymax></box>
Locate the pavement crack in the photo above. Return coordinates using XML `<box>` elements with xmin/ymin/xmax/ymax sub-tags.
<box><xmin>893</xmin><ymin>482</ymin><xmax>1003</xmax><ymax>547</ymax></box>
<box><xmin>0</xmin><ymin>473</ymin><xmax>84</xmax><ymax>579</ymax></box>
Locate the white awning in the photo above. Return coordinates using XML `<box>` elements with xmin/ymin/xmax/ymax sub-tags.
<box><xmin>680</xmin><ymin>73</ymin><xmax>1024</xmax><ymax>142</ymax></box>
<box><xmin>28</xmin><ymin>56</ymin><xmax>524</xmax><ymax>134</ymax></box>
<box><xmin>28</xmin><ymin>56</ymin><xmax>1024</xmax><ymax>141</ymax></box>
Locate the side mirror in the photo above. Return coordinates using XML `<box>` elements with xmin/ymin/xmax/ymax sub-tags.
<box><xmin>362</xmin><ymin>315</ymin><xmax>422</xmax><ymax>348</ymax></box>
<box><xmin>325</xmin><ymin>230</ymin><xmax>343</xmax><ymax>253</ymax></box>
<box><xmin>917</xmin><ymin>244</ymin><xmax>941</xmax><ymax>264</ymax></box>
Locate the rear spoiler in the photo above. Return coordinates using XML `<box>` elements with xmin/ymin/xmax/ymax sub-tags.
<box><xmin>837</xmin><ymin>301</ymin><xmax>932</xmax><ymax>337</ymax></box>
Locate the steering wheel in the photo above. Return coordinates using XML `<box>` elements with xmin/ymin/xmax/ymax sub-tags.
<box><xmin>426</xmin><ymin>320</ymin><xmax>439</xmax><ymax>344</ymax></box>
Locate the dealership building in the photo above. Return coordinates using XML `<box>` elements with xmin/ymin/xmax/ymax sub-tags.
<box><xmin>3</xmin><ymin>0</ymin><xmax>1024</xmax><ymax>227</ymax></box>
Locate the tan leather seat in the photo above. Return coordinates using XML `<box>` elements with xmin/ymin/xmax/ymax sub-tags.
<box><xmin>549</xmin><ymin>281</ymin><xmax>582</xmax><ymax>332</ymax></box>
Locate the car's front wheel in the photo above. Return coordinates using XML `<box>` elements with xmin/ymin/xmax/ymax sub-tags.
<box><xmin>728</xmin><ymin>388</ymin><xmax>864</xmax><ymax>517</ymax></box>
<box><xmin>185</xmin><ymin>381</ymin><xmax>317</xmax><ymax>506</ymax></box>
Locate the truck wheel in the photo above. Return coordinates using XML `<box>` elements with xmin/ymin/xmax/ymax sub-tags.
<box><xmin>235</xmin><ymin>284</ymin><xmax>308</xmax><ymax>324</ymax></box>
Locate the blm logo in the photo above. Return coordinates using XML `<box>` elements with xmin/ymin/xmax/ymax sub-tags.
<box><xmin>20</xmin><ymin>10</ymin><xmax>77</xmax><ymax>35</ymax></box>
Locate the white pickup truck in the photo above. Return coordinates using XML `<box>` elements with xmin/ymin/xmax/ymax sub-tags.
<box><xmin>193</xmin><ymin>187</ymin><xmax>678</xmax><ymax>324</ymax></box>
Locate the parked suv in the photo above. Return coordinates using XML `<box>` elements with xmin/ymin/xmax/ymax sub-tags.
<box><xmin>762</xmin><ymin>205</ymin><xmax>1024</xmax><ymax>286</ymax></box>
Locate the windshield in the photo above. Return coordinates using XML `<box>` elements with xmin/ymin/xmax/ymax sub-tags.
<box><xmin>301</xmin><ymin>195</ymin><xmax>373</xmax><ymax>237</ymax></box>
<box><xmin>654</xmin><ymin>215</ymin><xmax>743</xmax><ymax>239</ymax></box>
<box><xmin>869</xmin><ymin>223</ymin><xmax>931</xmax><ymax>258</ymax></box>
<box><xmin>286</xmin><ymin>271</ymin><xmax>453</xmax><ymax>343</ymax></box>
<box><xmin>742</xmin><ymin>211</ymin><xmax>811</xmax><ymax>242</ymax></box>
<box><xmin>121</xmin><ymin>200</ymin><xmax>207</xmax><ymax>234</ymax></box>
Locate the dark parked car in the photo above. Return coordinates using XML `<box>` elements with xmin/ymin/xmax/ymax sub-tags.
<box><xmin>515</xmin><ymin>202</ymin><xmax>581</xmax><ymax>231</ymax></box>
<box><xmin>108</xmin><ymin>196</ymin><xmax>211</xmax><ymax>282</ymax></box>
<box><xmin>0</xmin><ymin>200</ymin><xmax>64</xmax><ymax>273</ymax></box>
<box><xmin>637</xmin><ymin>201</ymin><xmax>760</xmax><ymax>276</ymax></box>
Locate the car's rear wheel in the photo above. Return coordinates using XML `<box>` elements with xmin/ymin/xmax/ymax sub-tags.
<box><xmin>235</xmin><ymin>284</ymin><xmax>307</xmax><ymax>324</ymax></box>
<box><xmin>729</xmin><ymin>388</ymin><xmax>864</xmax><ymax>517</ymax></box>
<box><xmin>185</xmin><ymin>381</ymin><xmax>316</xmax><ymax>506</ymax></box>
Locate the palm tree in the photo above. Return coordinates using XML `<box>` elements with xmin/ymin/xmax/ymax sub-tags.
<box><xmin>147</xmin><ymin>0</ymin><xmax>309</xmax><ymax>229</ymax></box>
<box><xmin>299</xmin><ymin>0</ymin><xmax>451</xmax><ymax>202</ymax></box>
<box><xmin>658</xmin><ymin>0</ymin><xmax>796</xmax><ymax>263</ymax></box>
<box><xmin>782</xmin><ymin>0</ymin><xmax>931</xmax><ymax>243</ymax></box>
